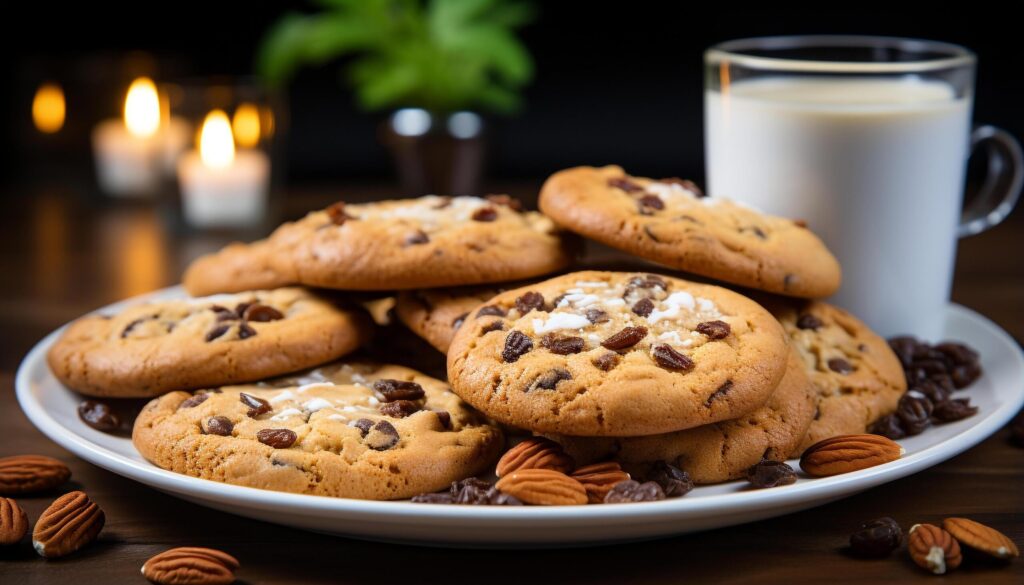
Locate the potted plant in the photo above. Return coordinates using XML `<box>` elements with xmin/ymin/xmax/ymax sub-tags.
<box><xmin>258</xmin><ymin>0</ymin><xmax>535</xmax><ymax>195</ymax></box>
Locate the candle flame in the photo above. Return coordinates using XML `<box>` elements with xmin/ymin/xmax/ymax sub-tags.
<box><xmin>199</xmin><ymin>110</ymin><xmax>235</xmax><ymax>169</ymax></box>
<box><xmin>124</xmin><ymin>77</ymin><xmax>160</xmax><ymax>138</ymax></box>
<box><xmin>232</xmin><ymin>103</ymin><xmax>261</xmax><ymax>149</ymax></box>
<box><xmin>32</xmin><ymin>82</ymin><xmax>66</xmax><ymax>134</ymax></box>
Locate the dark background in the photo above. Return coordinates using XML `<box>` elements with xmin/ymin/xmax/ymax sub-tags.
<box><xmin>3</xmin><ymin>3</ymin><xmax>1024</xmax><ymax>189</ymax></box>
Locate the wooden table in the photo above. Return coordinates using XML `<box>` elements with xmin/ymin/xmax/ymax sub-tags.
<box><xmin>1</xmin><ymin>189</ymin><xmax>1022</xmax><ymax>584</ymax></box>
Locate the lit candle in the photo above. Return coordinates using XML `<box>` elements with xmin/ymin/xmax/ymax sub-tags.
<box><xmin>91</xmin><ymin>77</ymin><xmax>162</xmax><ymax>197</ymax></box>
<box><xmin>177</xmin><ymin>109</ymin><xmax>270</xmax><ymax>228</ymax></box>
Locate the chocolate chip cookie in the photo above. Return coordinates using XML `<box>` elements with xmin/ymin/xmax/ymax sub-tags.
<box><xmin>763</xmin><ymin>298</ymin><xmax>907</xmax><ymax>454</ymax></box>
<box><xmin>446</xmin><ymin>271</ymin><xmax>790</xmax><ymax>436</ymax></box>
<box><xmin>48</xmin><ymin>288</ymin><xmax>370</xmax><ymax>398</ymax></box>
<box><xmin>553</xmin><ymin>348</ymin><xmax>816</xmax><ymax>484</ymax></box>
<box><xmin>395</xmin><ymin>283</ymin><xmax>524</xmax><ymax>354</ymax></box>
<box><xmin>132</xmin><ymin>362</ymin><xmax>504</xmax><ymax>499</ymax></box>
<box><xmin>184</xmin><ymin>195</ymin><xmax>573</xmax><ymax>295</ymax></box>
<box><xmin>539</xmin><ymin>166</ymin><xmax>841</xmax><ymax>298</ymax></box>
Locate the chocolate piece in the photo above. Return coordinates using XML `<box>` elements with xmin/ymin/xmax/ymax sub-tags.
<box><xmin>608</xmin><ymin>177</ymin><xmax>644</xmax><ymax>193</ymax></box>
<box><xmin>850</xmin><ymin>517</ymin><xmax>903</xmax><ymax>557</ymax></box>
<box><xmin>243</xmin><ymin>304</ymin><xmax>284</xmax><ymax>322</ymax></box>
<box><xmin>372</xmin><ymin>379</ymin><xmax>426</xmax><ymax>402</ymax></box>
<box><xmin>696</xmin><ymin>320</ymin><xmax>731</xmax><ymax>340</ymax></box>
<box><xmin>379</xmin><ymin>400</ymin><xmax>420</xmax><ymax>418</ymax></box>
<box><xmin>745</xmin><ymin>460</ymin><xmax>797</xmax><ymax>488</ymax></box>
<box><xmin>77</xmin><ymin>400</ymin><xmax>120</xmax><ymax>432</ymax></box>
<box><xmin>531</xmin><ymin>369</ymin><xmax>572</xmax><ymax>391</ymax></box>
<box><xmin>631</xmin><ymin>298</ymin><xmax>655</xmax><ymax>317</ymax></box>
<box><xmin>404</xmin><ymin>230</ymin><xmax>430</xmax><ymax>246</ymax></box>
<box><xmin>365</xmin><ymin>420</ymin><xmax>400</xmax><ymax>451</ymax></box>
<box><xmin>645</xmin><ymin>461</ymin><xmax>693</xmax><ymax>498</ymax></box>
<box><xmin>476</xmin><ymin>305</ymin><xmax>506</xmax><ymax>318</ymax></box>
<box><xmin>205</xmin><ymin>324</ymin><xmax>230</xmax><ymax>342</ymax></box>
<box><xmin>178</xmin><ymin>393</ymin><xmax>209</xmax><ymax>409</ymax></box>
<box><xmin>256</xmin><ymin>428</ymin><xmax>297</xmax><ymax>448</ymax></box>
<box><xmin>827</xmin><ymin>357</ymin><xmax>853</xmax><ymax>374</ymax></box>
<box><xmin>604</xmin><ymin>480</ymin><xmax>666</xmax><ymax>503</ymax></box>
<box><xmin>514</xmin><ymin>291</ymin><xmax>546</xmax><ymax>314</ymax></box>
<box><xmin>652</xmin><ymin>344</ymin><xmax>695</xmax><ymax>371</ymax></box>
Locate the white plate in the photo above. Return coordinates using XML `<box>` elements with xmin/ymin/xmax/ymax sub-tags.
<box><xmin>16</xmin><ymin>287</ymin><xmax>1024</xmax><ymax>547</ymax></box>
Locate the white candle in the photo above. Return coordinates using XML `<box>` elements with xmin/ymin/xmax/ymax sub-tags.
<box><xmin>177</xmin><ymin>109</ymin><xmax>269</xmax><ymax>228</ymax></box>
<box><xmin>92</xmin><ymin>77</ymin><xmax>162</xmax><ymax>197</ymax></box>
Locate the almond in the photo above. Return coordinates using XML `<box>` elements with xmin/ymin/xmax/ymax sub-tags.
<box><xmin>0</xmin><ymin>455</ymin><xmax>71</xmax><ymax>495</ymax></box>
<box><xmin>142</xmin><ymin>546</ymin><xmax>241</xmax><ymax>585</ymax></box>
<box><xmin>32</xmin><ymin>490</ymin><xmax>105</xmax><ymax>558</ymax></box>
<box><xmin>496</xmin><ymin>437</ymin><xmax>575</xmax><ymax>477</ymax></box>
<box><xmin>494</xmin><ymin>468</ymin><xmax>587</xmax><ymax>505</ymax></box>
<box><xmin>0</xmin><ymin>497</ymin><xmax>29</xmax><ymax>546</ymax></box>
<box><xmin>799</xmin><ymin>434</ymin><xmax>903</xmax><ymax>477</ymax></box>
<box><xmin>943</xmin><ymin>517</ymin><xmax>1019</xmax><ymax>560</ymax></box>
<box><xmin>909</xmin><ymin>523</ymin><xmax>962</xmax><ymax>575</ymax></box>
<box><xmin>571</xmin><ymin>462</ymin><xmax>631</xmax><ymax>504</ymax></box>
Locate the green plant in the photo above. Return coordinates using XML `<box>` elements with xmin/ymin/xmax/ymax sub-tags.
<box><xmin>258</xmin><ymin>0</ymin><xmax>535</xmax><ymax>114</ymax></box>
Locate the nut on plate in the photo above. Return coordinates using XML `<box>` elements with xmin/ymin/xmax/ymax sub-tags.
<box><xmin>496</xmin><ymin>437</ymin><xmax>575</xmax><ymax>477</ymax></box>
<box><xmin>0</xmin><ymin>497</ymin><xmax>29</xmax><ymax>546</ymax></box>
<box><xmin>909</xmin><ymin>523</ymin><xmax>962</xmax><ymax>575</ymax></box>
<box><xmin>494</xmin><ymin>468</ymin><xmax>587</xmax><ymax>505</ymax></box>
<box><xmin>142</xmin><ymin>546</ymin><xmax>241</xmax><ymax>585</ymax></box>
<box><xmin>0</xmin><ymin>454</ymin><xmax>71</xmax><ymax>496</ymax></box>
<box><xmin>799</xmin><ymin>434</ymin><xmax>903</xmax><ymax>477</ymax></box>
<box><xmin>32</xmin><ymin>490</ymin><xmax>105</xmax><ymax>558</ymax></box>
<box><xmin>571</xmin><ymin>462</ymin><xmax>630</xmax><ymax>504</ymax></box>
<box><xmin>943</xmin><ymin>517</ymin><xmax>1019</xmax><ymax>560</ymax></box>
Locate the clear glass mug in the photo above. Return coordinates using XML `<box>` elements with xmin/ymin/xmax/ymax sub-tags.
<box><xmin>704</xmin><ymin>36</ymin><xmax>1022</xmax><ymax>340</ymax></box>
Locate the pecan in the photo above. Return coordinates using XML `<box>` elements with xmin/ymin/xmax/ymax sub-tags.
<box><xmin>571</xmin><ymin>462</ymin><xmax>630</xmax><ymax>504</ymax></box>
<box><xmin>0</xmin><ymin>497</ymin><xmax>29</xmax><ymax>545</ymax></box>
<box><xmin>850</xmin><ymin>517</ymin><xmax>903</xmax><ymax>557</ymax></box>
<box><xmin>942</xmin><ymin>517</ymin><xmax>1019</xmax><ymax>559</ymax></box>
<box><xmin>0</xmin><ymin>455</ymin><xmax>71</xmax><ymax>496</ymax></box>
<box><xmin>494</xmin><ymin>469</ymin><xmax>587</xmax><ymax>505</ymax></box>
<box><xmin>652</xmin><ymin>344</ymin><xmax>695</xmax><ymax>371</ymax></box>
<box><xmin>909</xmin><ymin>523</ymin><xmax>962</xmax><ymax>575</ymax></box>
<box><xmin>496</xmin><ymin>438</ymin><xmax>575</xmax><ymax>477</ymax></box>
<box><xmin>32</xmin><ymin>491</ymin><xmax>104</xmax><ymax>558</ymax></box>
<box><xmin>601</xmin><ymin>326</ymin><xmax>647</xmax><ymax>350</ymax></box>
<box><xmin>502</xmin><ymin>330</ymin><xmax>533</xmax><ymax>362</ymax></box>
<box><xmin>604</xmin><ymin>480</ymin><xmax>666</xmax><ymax>503</ymax></box>
<box><xmin>142</xmin><ymin>546</ymin><xmax>240</xmax><ymax>585</ymax></box>
<box><xmin>799</xmin><ymin>434</ymin><xmax>903</xmax><ymax>477</ymax></box>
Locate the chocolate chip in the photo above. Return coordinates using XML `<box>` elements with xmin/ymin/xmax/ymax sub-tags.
<box><xmin>471</xmin><ymin>207</ymin><xmax>498</xmax><ymax>222</ymax></box>
<box><xmin>448</xmin><ymin>478</ymin><xmax>523</xmax><ymax>506</ymax></box>
<box><xmin>502</xmin><ymin>330</ymin><xmax>533</xmax><ymax>362</ymax></box>
<box><xmin>353</xmin><ymin>418</ymin><xmax>374</xmax><ymax>438</ymax></box>
<box><xmin>239</xmin><ymin>392</ymin><xmax>272</xmax><ymax>418</ymax></box>
<box><xmin>450</xmin><ymin>477</ymin><xmax>492</xmax><ymax>498</ymax></box>
<box><xmin>379</xmin><ymin>400</ymin><xmax>420</xmax><ymax>418</ymax></box>
<box><xmin>205</xmin><ymin>324</ymin><xmax>230</xmax><ymax>342</ymax></box>
<box><xmin>604</xmin><ymin>480</ymin><xmax>666</xmax><ymax>503</ymax></box>
<box><xmin>452</xmin><ymin>312</ymin><xmax>469</xmax><ymax>330</ymax></box>
<box><xmin>211</xmin><ymin>305</ymin><xmax>237</xmax><ymax>321</ymax></box>
<box><xmin>531</xmin><ymin>368</ymin><xmax>572</xmax><ymax>391</ymax></box>
<box><xmin>745</xmin><ymin>460</ymin><xmax>797</xmax><ymax>488</ymax></box>
<box><xmin>121</xmin><ymin>316</ymin><xmax>154</xmax><ymax>338</ymax></box>
<box><xmin>326</xmin><ymin>201</ymin><xmax>350</xmax><ymax>225</ymax></box>
<box><xmin>178</xmin><ymin>393</ymin><xmax>210</xmax><ymax>409</ymax></box>
<box><xmin>897</xmin><ymin>392</ymin><xmax>933</xmax><ymax>435</ymax></box>
<box><xmin>932</xmin><ymin>398</ymin><xmax>978</xmax><ymax>423</ymax></box>
<box><xmin>411</xmin><ymin>492</ymin><xmax>454</xmax><ymax>504</ymax></box>
<box><xmin>433</xmin><ymin>410</ymin><xmax>452</xmax><ymax>430</ymax></box>
<box><xmin>256</xmin><ymin>428</ymin><xmax>297</xmax><ymax>449</ymax></box>
<box><xmin>850</xmin><ymin>517</ymin><xmax>903</xmax><ymax>557</ymax></box>
<box><xmin>77</xmin><ymin>400</ymin><xmax>120</xmax><ymax>432</ymax></box>
<box><xmin>868</xmin><ymin>414</ymin><xmax>906</xmax><ymax>440</ymax></box>
<box><xmin>601</xmin><ymin>326</ymin><xmax>648</xmax><ymax>350</ymax></box>
<box><xmin>645</xmin><ymin>461</ymin><xmax>693</xmax><ymax>498</ymax></box>
<box><xmin>796</xmin><ymin>314</ymin><xmax>823</xmax><ymax>330</ymax></box>
<box><xmin>404</xmin><ymin>230</ymin><xmax>430</xmax><ymax>246</ymax></box>
<box><xmin>204</xmin><ymin>416</ymin><xmax>234</xmax><ymax>436</ymax></box>
<box><xmin>541</xmin><ymin>334</ymin><xmax>585</xmax><ymax>355</ymax></box>
<box><xmin>704</xmin><ymin>380</ymin><xmax>733</xmax><ymax>407</ymax></box>
<box><xmin>592</xmin><ymin>352</ymin><xmax>621</xmax><ymax>371</ymax></box>
<box><xmin>652</xmin><ymin>344</ymin><xmax>694</xmax><ymax>371</ymax></box>
<box><xmin>608</xmin><ymin>177</ymin><xmax>644</xmax><ymax>193</ymax></box>
<box><xmin>485</xmin><ymin>194</ymin><xmax>524</xmax><ymax>211</ymax></box>
<box><xmin>365</xmin><ymin>420</ymin><xmax>400</xmax><ymax>450</ymax></box>
<box><xmin>238</xmin><ymin>323</ymin><xmax>257</xmax><ymax>339</ymax></box>
<box><xmin>631</xmin><ymin>298</ymin><xmax>655</xmax><ymax>317</ymax></box>
<box><xmin>476</xmin><ymin>305</ymin><xmax>506</xmax><ymax>318</ymax></box>
<box><xmin>628</xmin><ymin>274</ymin><xmax>668</xmax><ymax>290</ymax></box>
<box><xmin>637</xmin><ymin>194</ymin><xmax>664</xmax><ymax>213</ymax></box>
<box><xmin>696</xmin><ymin>320</ymin><xmax>731</xmax><ymax>340</ymax></box>
<box><xmin>372</xmin><ymin>379</ymin><xmax>426</xmax><ymax>401</ymax></box>
<box><xmin>234</xmin><ymin>303</ymin><xmax>252</xmax><ymax>318</ymax></box>
<box><xmin>827</xmin><ymin>357</ymin><xmax>853</xmax><ymax>374</ymax></box>
<box><xmin>514</xmin><ymin>291</ymin><xmax>545</xmax><ymax>314</ymax></box>
<box><xmin>243</xmin><ymin>304</ymin><xmax>284</xmax><ymax>322</ymax></box>
<box><xmin>585</xmin><ymin>307</ymin><xmax>609</xmax><ymax>323</ymax></box>
<box><xmin>481</xmin><ymin>320</ymin><xmax>505</xmax><ymax>334</ymax></box>
<box><xmin>659</xmin><ymin>177</ymin><xmax>703</xmax><ymax>197</ymax></box>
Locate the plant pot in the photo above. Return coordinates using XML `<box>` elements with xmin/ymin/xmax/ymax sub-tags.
<box><xmin>380</xmin><ymin>108</ymin><xmax>485</xmax><ymax>196</ymax></box>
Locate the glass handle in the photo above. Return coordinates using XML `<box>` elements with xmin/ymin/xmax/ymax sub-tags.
<box><xmin>959</xmin><ymin>125</ymin><xmax>1024</xmax><ymax>237</ymax></box>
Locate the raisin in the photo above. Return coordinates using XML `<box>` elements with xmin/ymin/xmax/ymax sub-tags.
<box><xmin>239</xmin><ymin>393</ymin><xmax>272</xmax><ymax>418</ymax></box>
<box><xmin>514</xmin><ymin>291</ymin><xmax>546</xmax><ymax>314</ymax></box>
<box><xmin>696</xmin><ymin>320</ymin><xmax>731</xmax><ymax>340</ymax></box>
<box><xmin>601</xmin><ymin>326</ymin><xmax>648</xmax><ymax>350</ymax></box>
<box><xmin>77</xmin><ymin>400</ymin><xmax>120</xmax><ymax>432</ymax></box>
<box><xmin>652</xmin><ymin>344</ymin><xmax>694</xmax><ymax>371</ymax></box>
<box><xmin>471</xmin><ymin>207</ymin><xmax>498</xmax><ymax>222</ymax></box>
<box><xmin>531</xmin><ymin>369</ymin><xmax>572</xmax><ymax>391</ymax></box>
<box><xmin>476</xmin><ymin>305</ymin><xmax>506</xmax><ymax>318</ymax></box>
<box><xmin>604</xmin><ymin>480</ymin><xmax>665</xmax><ymax>503</ymax></box>
<box><xmin>502</xmin><ymin>331</ymin><xmax>533</xmax><ymax>362</ymax></box>
<box><xmin>632</xmin><ymin>298</ymin><xmax>655</xmax><ymax>317</ymax></box>
<box><xmin>932</xmin><ymin>398</ymin><xmax>978</xmax><ymax>423</ymax></box>
<box><xmin>204</xmin><ymin>416</ymin><xmax>234</xmax><ymax>436</ymax></box>
<box><xmin>541</xmin><ymin>334</ymin><xmax>585</xmax><ymax>355</ymax></box>
<box><xmin>608</xmin><ymin>177</ymin><xmax>644</xmax><ymax>193</ymax></box>
<box><xmin>243</xmin><ymin>304</ymin><xmax>284</xmax><ymax>322</ymax></box>
<box><xmin>585</xmin><ymin>308</ymin><xmax>610</xmax><ymax>323</ymax></box>
<box><xmin>645</xmin><ymin>461</ymin><xmax>693</xmax><ymax>498</ymax></box>
<box><xmin>850</xmin><ymin>517</ymin><xmax>903</xmax><ymax>557</ymax></box>
<box><xmin>592</xmin><ymin>352</ymin><xmax>621</xmax><ymax>371</ymax></box>
<box><xmin>372</xmin><ymin>379</ymin><xmax>425</xmax><ymax>401</ymax></box>
<box><xmin>411</xmin><ymin>492</ymin><xmax>454</xmax><ymax>504</ymax></box>
<box><xmin>868</xmin><ymin>414</ymin><xmax>906</xmax><ymax>440</ymax></box>
<box><xmin>827</xmin><ymin>357</ymin><xmax>853</xmax><ymax>374</ymax></box>
<box><xmin>897</xmin><ymin>392</ymin><xmax>933</xmax><ymax>435</ymax></box>
<box><xmin>745</xmin><ymin>460</ymin><xmax>797</xmax><ymax>488</ymax></box>
<box><xmin>379</xmin><ymin>400</ymin><xmax>420</xmax><ymax>418</ymax></box>
<box><xmin>256</xmin><ymin>428</ymin><xmax>297</xmax><ymax>448</ymax></box>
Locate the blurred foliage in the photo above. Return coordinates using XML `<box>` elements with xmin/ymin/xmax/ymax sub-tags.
<box><xmin>258</xmin><ymin>0</ymin><xmax>535</xmax><ymax>114</ymax></box>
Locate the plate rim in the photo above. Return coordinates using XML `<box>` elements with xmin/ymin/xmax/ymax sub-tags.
<box><xmin>15</xmin><ymin>288</ymin><xmax>1024</xmax><ymax>524</ymax></box>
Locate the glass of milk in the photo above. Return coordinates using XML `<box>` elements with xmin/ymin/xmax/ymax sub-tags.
<box><xmin>705</xmin><ymin>36</ymin><xmax>1022</xmax><ymax>340</ymax></box>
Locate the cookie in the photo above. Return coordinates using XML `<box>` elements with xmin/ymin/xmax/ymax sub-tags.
<box><xmin>539</xmin><ymin>166</ymin><xmax>841</xmax><ymax>298</ymax></box>
<box><xmin>764</xmin><ymin>298</ymin><xmax>906</xmax><ymax>454</ymax></box>
<box><xmin>395</xmin><ymin>284</ymin><xmax>521</xmax><ymax>353</ymax></box>
<box><xmin>553</xmin><ymin>348</ymin><xmax>816</xmax><ymax>484</ymax></box>
<box><xmin>132</xmin><ymin>362</ymin><xmax>504</xmax><ymax>499</ymax></box>
<box><xmin>183</xmin><ymin>195</ymin><xmax>572</xmax><ymax>295</ymax></box>
<box><xmin>48</xmin><ymin>288</ymin><xmax>370</xmax><ymax>398</ymax></box>
<box><xmin>446</xmin><ymin>271</ymin><xmax>790</xmax><ymax>436</ymax></box>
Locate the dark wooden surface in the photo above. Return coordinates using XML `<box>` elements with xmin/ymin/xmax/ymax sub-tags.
<box><xmin>1</xmin><ymin>188</ymin><xmax>1022</xmax><ymax>585</ymax></box>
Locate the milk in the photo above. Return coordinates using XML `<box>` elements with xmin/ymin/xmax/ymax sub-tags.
<box><xmin>705</xmin><ymin>77</ymin><xmax>972</xmax><ymax>339</ymax></box>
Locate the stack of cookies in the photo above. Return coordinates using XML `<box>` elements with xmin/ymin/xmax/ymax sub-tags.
<box><xmin>47</xmin><ymin>166</ymin><xmax>908</xmax><ymax>501</ymax></box>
